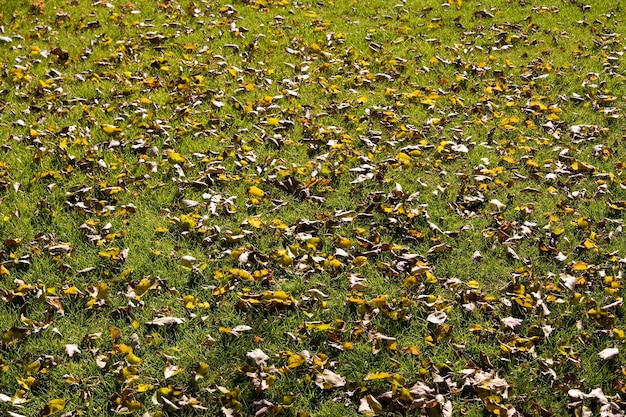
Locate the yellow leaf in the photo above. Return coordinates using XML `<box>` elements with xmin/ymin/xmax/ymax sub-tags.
<box><xmin>137</xmin><ymin>383</ymin><xmax>153</xmax><ymax>392</ymax></box>
<box><xmin>525</xmin><ymin>159</ymin><xmax>539</xmax><ymax>168</ymax></box>
<box><xmin>347</xmin><ymin>296</ymin><xmax>365</xmax><ymax>304</ymax></box>
<box><xmin>101</xmin><ymin>124</ymin><xmax>122</xmax><ymax>135</ymax></box>
<box><xmin>400</xmin><ymin>345</ymin><xmax>420</xmax><ymax>356</ymax></box>
<box><xmin>120</xmin><ymin>366</ymin><xmax>139</xmax><ymax>381</ymax></box>
<box><xmin>576</xmin><ymin>217</ymin><xmax>590</xmax><ymax>229</ymax></box>
<box><xmin>264</xmin><ymin>290</ymin><xmax>289</xmax><ymax>301</ymax></box>
<box><xmin>102</xmin><ymin>186</ymin><xmax>123</xmax><ymax>196</ymax></box>
<box><xmin>196</xmin><ymin>362</ymin><xmax>210</xmax><ymax>378</ymax></box>
<box><xmin>328</xmin><ymin>259</ymin><xmax>344</xmax><ymax>269</ymax></box>
<box><xmin>177</xmin><ymin>214</ymin><xmax>196</xmax><ymax>231</ymax></box>
<box><xmin>246</xmin><ymin>217</ymin><xmax>264</xmax><ymax>228</ymax></box>
<box><xmin>229</xmin><ymin>268</ymin><xmax>253</xmax><ymax>280</ymax></box>
<box><xmin>213</xmin><ymin>285</ymin><xmax>228</xmax><ymax>296</ymax></box>
<box><xmin>126</xmin><ymin>352</ymin><xmax>142</xmax><ymax>365</ymax></box>
<box><xmin>364</xmin><ymin>372</ymin><xmax>393</xmax><ymax>381</ymax></box>
<box><xmin>17</xmin><ymin>375</ymin><xmax>37</xmax><ymax>390</ymax></box>
<box><xmin>248</xmin><ymin>185</ymin><xmax>265</xmax><ymax>198</ymax></box>
<box><xmin>39</xmin><ymin>79</ymin><xmax>53</xmax><ymax>88</ymax></box>
<box><xmin>393</xmin><ymin>152</ymin><xmax>411</xmax><ymax>168</ymax></box>
<box><xmin>40</xmin><ymin>399</ymin><xmax>66</xmax><ymax>416</ymax></box>
<box><xmin>583</xmin><ymin>239</ymin><xmax>596</xmax><ymax>249</ymax></box>
<box><xmin>335</xmin><ymin>236</ymin><xmax>353</xmax><ymax>248</ymax></box>
<box><xmin>266</xmin><ymin>117</ymin><xmax>280</xmax><ymax>126</ymax></box>
<box><xmin>501</xmin><ymin>156</ymin><xmax>518</xmax><ymax>164</ymax></box>
<box><xmin>287</xmin><ymin>354</ymin><xmax>306</xmax><ymax>368</ymax></box>
<box><xmin>167</xmin><ymin>151</ymin><xmax>185</xmax><ymax>163</ymax></box>
<box><xmin>305</xmin><ymin>321</ymin><xmax>332</xmax><ymax>331</ymax></box>
<box><xmin>62</xmin><ymin>286</ymin><xmax>79</xmax><ymax>295</ymax></box>
<box><xmin>116</xmin><ymin>343</ymin><xmax>132</xmax><ymax>354</ymax></box>
<box><xmin>108</xmin><ymin>325</ymin><xmax>121</xmax><ymax>341</ymax></box>
<box><xmin>134</xmin><ymin>277</ymin><xmax>156</xmax><ymax>296</ymax></box>
<box><xmin>369</xmin><ymin>295</ymin><xmax>388</xmax><ymax>309</ymax></box>
<box><xmin>278</xmin><ymin>254</ymin><xmax>293</xmax><ymax>266</ymax></box>
<box><xmin>572</xmin><ymin>160</ymin><xmax>595</xmax><ymax>172</ymax></box>
<box><xmin>99</xmin><ymin>247</ymin><xmax>121</xmax><ymax>259</ymax></box>
<box><xmin>24</xmin><ymin>360</ymin><xmax>40</xmax><ymax>374</ymax></box>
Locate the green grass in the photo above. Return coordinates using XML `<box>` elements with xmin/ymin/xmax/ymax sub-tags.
<box><xmin>1</xmin><ymin>0</ymin><xmax>625</xmax><ymax>416</ymax></box>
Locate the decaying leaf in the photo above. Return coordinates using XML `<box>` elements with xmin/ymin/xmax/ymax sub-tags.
<box><xmin>358</xmin><ymin>394</ymin><xmax>382</xmax><ymax>416</ymax></box>
<box><xmin>247</xmin><ymin>349</ymin><xmax>270</xmax><ymax>367</ymax></box>
<box><xmin>427</xmin><ymin>311</ymin><xmax>447</xmax><ymax>325</ymax></box>
<box><xmin>146</xmin><ymin>316</ymin><xmax>185</xmax><ymax>327</ymax></box>
<box><xmin>0</xmin><ymin>1</ymin><xmax>624</xmax><ymax>416</ymax></box>
<box><xmin>38</xmin><ymin>399</ymin><xmax>66</xmax><ymax>416</ymax></box>
<box><xmin>64</xmin><ymin>344</ymin><xmax>81</xmax><ymax>358</ymax></box>
<box><xmin>315</xmin><ymin>369</ymin><xmax>346</xmax><ymax>390</ymax></box>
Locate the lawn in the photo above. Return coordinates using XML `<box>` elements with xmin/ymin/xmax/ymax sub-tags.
<box><xmin>0</xmin><ymin>0</ymin><xmax>625</xmax><ymax>416</ymax></box>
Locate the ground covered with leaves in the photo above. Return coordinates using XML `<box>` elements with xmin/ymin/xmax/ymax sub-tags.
<box><xmin>0</xmin><ymin>0</ymin><xmax>625</xmax><ymax>415</ymax></box>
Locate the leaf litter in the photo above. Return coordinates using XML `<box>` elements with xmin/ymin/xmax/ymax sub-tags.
<box><xmin>0</xmin><ymin>0</ymin><xmax>625</xmax><ymax>416</ymax></box>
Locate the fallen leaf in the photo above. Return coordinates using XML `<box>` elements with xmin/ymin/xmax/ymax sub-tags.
<box><xmin>358</xmin><ymin>394</ymin><xmax>382</xmax><ymax>416</ymax></box>
<box><xmin>598</xmin><ymin>347</ymin><xmax>619</xmax><ymax>360</ymax></box>
<box><xmin>39</xmin><ymin>399</ymin><xmax>66</xmax><ymax>416</ymax></box>
<box><xmin>247</xmin><ymin>349</ymin><xmax>270</xmax><ymax>367</ymax></box>
<box><xmin>315</xmin><ymin>369</ymin><xmax>346</xmax><ymax>389</ymax></box>
<box><xmin>146</xmin><ymin>316</ymin><xmax>185</xmax><ymax>327</ymax></box>
<box><xmin>164</xmin><ymin>365</ymin><xmax>182</xmax><ymax>379</ymax></box>
<box><xmin>65</xmin><ymin>344</ymin><xmax>81</xmax><ymax>358</ymax></box>
<box><xmin>427</xmin><ymin>311</ymin><xmax>447</xmax><ymax>324</ymax></box>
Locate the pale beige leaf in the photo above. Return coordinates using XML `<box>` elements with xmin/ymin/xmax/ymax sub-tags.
<box><xmin>164</xmin><ymin>365</ymin><xmax>182</xmax><ymax>379</ymax></box>
<box><xmin>598</xmin><ymin>347</ymin><xmax>619</xmax><ymax>360</ymax></box>
<box><xmin>247</xmin><ymin>348</ymin><xmax>270</xmax><ymax>367</ymax></box>
<box><xmin>315</xmin><ymin>369</ymin><xmax>346</xmax><ymax>389</ymax></box>
<box><xmin>358</xmin><ymin>394</ymin><xmax>382</xmax><ymax>416</ymax></box>
<box><xmin>146</xmin><ymin>316</ymin><xmax>185</xmax><ymax>327</ymax></box>
<box><xmin>65</xmin><ymin>343</ymin><xmax>81</xmax><ymax>358</ymax></box>
<box><xmin>427</xmin><ymin>311</ymin><xmax>447</xmax><ymax>325</ymax></box>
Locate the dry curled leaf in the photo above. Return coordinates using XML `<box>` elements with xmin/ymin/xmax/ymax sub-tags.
<box><xmin>315</xmin><ymin>369</ymin><xmax>346</xmax><ymax>389</ymax></box>
<box><xmin>146</xmin><ymin>316</ymin><xmax>185</xmax><ymax>327</ymax></box>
